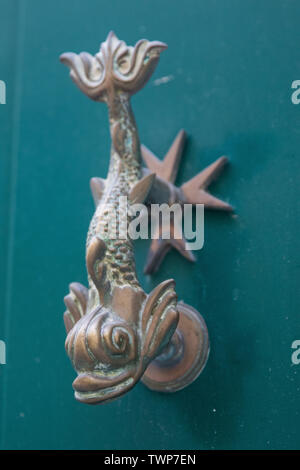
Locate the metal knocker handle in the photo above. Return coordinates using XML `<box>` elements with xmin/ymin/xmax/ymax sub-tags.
<box><xmin>60</xmin><ymin>32</ymin><xmax>231</xmax><ymax>404</ymax></box>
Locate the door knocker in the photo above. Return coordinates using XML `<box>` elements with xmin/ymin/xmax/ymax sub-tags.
<box><xmin>60</xmin><ymin>32</ymin><xmax>232</xmax><ymax>404</ymax></box>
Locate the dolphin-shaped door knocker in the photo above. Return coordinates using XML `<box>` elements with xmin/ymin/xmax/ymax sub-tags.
<box><xmin>60</xmin><ymin>32</ymin><xmax>232</xmax><ymax>404</ymax></box>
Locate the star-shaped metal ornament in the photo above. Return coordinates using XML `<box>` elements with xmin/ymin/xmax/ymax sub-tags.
<box><xmin>141</xmin><ymin>130</ymin><xmax>233</xmax><ymax>274</ymax></box>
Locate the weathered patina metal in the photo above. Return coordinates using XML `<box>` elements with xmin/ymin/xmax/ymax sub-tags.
<box><xmin>60</xmin><ymin>32</ymin><xmax>230</xmax><ymax>404</ymax></box>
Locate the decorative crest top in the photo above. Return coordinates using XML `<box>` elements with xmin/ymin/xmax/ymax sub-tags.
<box><xmin>60</xmin><ymin>31</ymin><xmax>167</xmax><ymax>102</ymax></box>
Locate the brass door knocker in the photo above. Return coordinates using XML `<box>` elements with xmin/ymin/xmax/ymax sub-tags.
<box><xmin>60</xmin><ymin>32</ymin><xmax>232</xmax><ymax>404</ymax></box>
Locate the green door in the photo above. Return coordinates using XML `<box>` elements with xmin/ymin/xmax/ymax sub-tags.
<box><xmin>0</xmin><ymin>0</ymin><xmax>299</xmax><ymax>450</ymax></box>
